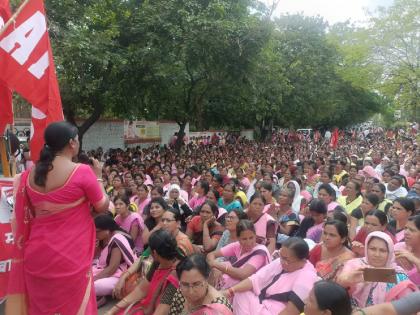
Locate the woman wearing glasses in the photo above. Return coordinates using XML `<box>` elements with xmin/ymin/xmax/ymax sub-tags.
<box><xmin>224</xmin><ymin>237</ymin><xmax>318</xmax><ymax>315</ymax></box>
<box><xmin>169</xmin><ymin>254</ymin><xmax>233</xmax><ymax>315</ymax></box>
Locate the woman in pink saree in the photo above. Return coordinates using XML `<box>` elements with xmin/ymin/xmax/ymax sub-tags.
<box><xmin>224</xmin><ymin>237</ymin><xmax>318</xmax><ymax>315</ymax></box>
<box><xmin>6</xmin><ymin>122</ymin><xmax>109</xmax><ymax>315</ymax></box>
<box><xmin>207</xmin><ymin>220</ymin><xmax>271</xmax><ymax>289</ymax></box>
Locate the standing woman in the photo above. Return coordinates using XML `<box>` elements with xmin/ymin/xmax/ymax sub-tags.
<box><xmin>390</xmin><ymin>197</ymin><xmax>415</xmax><ymax>242</ymax></box>
<box><xmin>7</xmin><ymin>122</ymin><xmax>109</xmax><ymax>315</ymax></box>
<box><xmin>114</xmin><ymin>193</ymin><xmax>147</xmax><ymax>255</ymax></box>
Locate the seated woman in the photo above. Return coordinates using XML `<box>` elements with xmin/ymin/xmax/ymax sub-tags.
<box><xmin>317</xmin><ymin>183</ymin><xmax>340</xmax><ymax>214</ymax></box>
<box><xmin>308</xmin><ymin>220</ymin><xmax>354</xmax><ymax>281</ymax></box>
<box><xmin>112</xmin><ymin>208</ymin><xmax>194</xmax><ymax>301</ymax></box>
<box><xmin>93</xmin><ymin>214</ymin><xmax>136</xmax><ymax>305</ymax></box>
<box><xmin>165</xmin><ymin>184</ymin><xmax>193</xmax><ymax>231</ymax></box>
<box><xmin>299</xmin><ymin>199</ymin><xmax>328</xmax><ymax>243</ymax></box>
<box><xmin>389</xmin><ymin>197</ymin><xmax>415</xmax><ymax>242</ymax></box>
<box><xmin>218</xmin><ymin>183</ymin><xmax>243</xmax><ymax>212</ymax></box>
<box><xmin>260</xmin><ymin>181</ymin><xmax>278</xmax><ymax>216</ymax></box>
<box><xmin>114</xmin><ymin>193</ymin><xmax>147</xmax><ymax>255</ymax></box>
<box><xmin>207</xmin><ymin>220</ymin><xmax>271</xmax><ymax>289</ymax></box>
<box><xmin>303</xmin><ymin>281</ymin><xmax>352</xmax><ymax>315</ymax></box>
<box><xmin>276</xmin><ymin>188</ymin><xmax>300</xmax><ymax>245</ymax></box>
<box><xmin>105</xmin><ymin>230</ymin><xmax>180</xmax><ymax>315</ymax></box>
<box><xmin>394</xmin><ymin>214</ymin><xmax>420</xmax><ymax>286</ymax></box>
<box><xmin>337</xmin><ymin>231</ymin><xmax>416</xmax><ymax>308</ymax></box>
<box><xmin>246</xmin><ymin>192</ymin><xmax>277</xmax><ymax>253</ymax></box>
<box><xmin>285</xmin><ymin>180</ymin><xmax>303</xmax><ymax>214</ymax></box>
<box><xmin>352</xmin><ymin>210</ymin><xmax>395</xmax><ymax>257</ymax></box>
<box><xmin>349</xmin><ymin>193</ymin><xmax>380</xmax><ymax>240</ymax></box>
<box><xmin>224</xmin><ymin>237</ymin><xmax>318</xmax><ymax>315</ymax></box>
<box><xmin>169</xmin><ymin>254</ymin><xmax>233</xmax><ymax>315</ymax></box>
<box><xmin>143</xmin><ymin>197</ymin><xmax>169</xmax><ymax>242</ymax></box>
<box><xmin>186</xmin><ymin>200</ymin><xmax>224</xmax><ymax>253</ymax></box>
<box><xmin>337</xmin><ymin>180</ymin><xmax>363</xmax><ymax>215</ymax></box>
<box><xmin>216</xmin><ymin>209</ymin><xmax>248</xmax><ymax>251</ymax></box>
<box><xmin>135</xmin><ymin>184</ymin><xmax>151</xmax><ymax>216</ymax></box>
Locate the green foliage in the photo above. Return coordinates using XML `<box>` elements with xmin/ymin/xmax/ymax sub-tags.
<box><xmin>37</xmin><ymin>0</ymin><xmax>398</xmax><ymax>144</ymax></box>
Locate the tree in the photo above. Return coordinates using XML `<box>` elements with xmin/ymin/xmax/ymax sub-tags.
<box><xmin>124</xmin><ymin>0</ymin><xmax>270</xmax><ymax>150</ymax></box>
<box><xmin>367</xmin><ymin>0</ymin><xmax>420</xmax><ymax>122</ymax></box>
<box><xmin>45</xmin><ymin>0</ymin><xmax>137</xmax><ymax>147</ymax></box>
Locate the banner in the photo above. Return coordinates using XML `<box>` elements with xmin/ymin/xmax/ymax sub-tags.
<box><xmin>0</xmin><ymin>178</ymin><xmax>13</xmax><ymax>302</ymax></box>
<box><xmin>0</xmin><ymin>0</ymin><xmax>13</xmax><ymax>135</ymax></box>
<box><xmin>0</xmin><ymin>0</ymin><xmax>64</xmax><ymax>161</ymax></box>
<box><xmin>124</xmin><ymin>120</ymin><xmax>161</xmax><ymax>144</ymax></box>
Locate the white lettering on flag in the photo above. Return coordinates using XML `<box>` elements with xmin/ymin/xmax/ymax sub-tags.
<box><xmin>0</xmin><ymin>259</ymin><xmax>12</xmax><ymax>273</ymax></box>
<box><xmin>4</xmin><ymin>232</ymin><xmax>13</xmax><ymax>244</ymax></box>
<box><xmin>28</xmin><ymin>51</ymin><xmax>49</xmax><ymax>79</ymax></box>
<box><xmin>0</xmin><ymin>11</ymin><xmax>46</xmax><ymax>65</ymax></box>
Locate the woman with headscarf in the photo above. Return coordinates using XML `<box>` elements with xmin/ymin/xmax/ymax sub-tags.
<box><xmin>165</xmin><ymin>183</ymin><xmax>193</xmax><ymax>231</ymax></box>
<box><xmin>285</xmin><ymin>180</ymin><xmax>303</xmax><ymax>214</ymax></box>
<box><xmin>337</xmin><ymin>231</ymin><xmax>416</xmax><ymax>308</ymax></box>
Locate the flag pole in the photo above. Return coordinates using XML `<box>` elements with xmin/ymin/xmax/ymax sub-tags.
<box><xmin>0</xmin><ymin>0</ymin><xmax>31</xmax><ymax>38</ymax></box>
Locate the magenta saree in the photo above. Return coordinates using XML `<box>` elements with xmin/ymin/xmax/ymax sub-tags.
<box><xmin>6</xmin><ymin>164</ymin><xmax>104</xmax><ymax>315</ymax></box>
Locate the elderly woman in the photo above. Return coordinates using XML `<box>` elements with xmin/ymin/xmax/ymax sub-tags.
<box><xmin>224</xmin><ymin>237</ymin><xmax>318</xmax><ymax>315</ymax></box>
<box><xmin>165</xmin><ymin>184</ymin><xmax>193</xmax><ymax>231</ymax></box>
<box><xmin>337</xmin><ymin>231</ymin><xmax>416</xmax><ymax>308</ymax></box>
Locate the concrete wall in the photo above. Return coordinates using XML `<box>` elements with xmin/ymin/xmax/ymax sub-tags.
<box><xmin>12</xmin><ymin>119</ymin><xmax>253</xmax><ymax>150</ymax></box>
<box><xmin>159</xmin><ymin>122</ymin><xmax>189</xmax><ymax>146</ymax></box>
<box><xmin>240</xmin><ymin>129</ymin><xmax>254</xmax><ymax>140</ymax></box>
<box><xmin>78</xmin><ymin>120</ymin><xmax>125</xmax><ymax>151</ymax></box>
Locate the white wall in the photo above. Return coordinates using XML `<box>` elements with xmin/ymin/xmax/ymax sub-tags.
<box><xmin>240</xmin><ymin>129</ymin><xmax>254</xmax><ymax>140</ymax></box>
<box><xmin>78</xmin><ymin>120</ymin><xmax>124</xmax><ymax>151</ymax></box>
<box><xmin>160</xmin><ymin>122</ymin><xmax>190</xmax><ymax>146</ymax></box>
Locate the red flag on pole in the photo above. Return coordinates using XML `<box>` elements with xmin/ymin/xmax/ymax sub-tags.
<box><xmin>330</xmin><ymin>128</ymin><xmax>339</xmax><ymax>149</ymax></box>
<box><xmin>0</xmin><ymin>0</ymin><xmax>63</xmax><ymax>161</ymax></box>
<box><xmin>0</xmin><ymin>0</ymin><xmax>13</xmax><ymax>135</ymax></box>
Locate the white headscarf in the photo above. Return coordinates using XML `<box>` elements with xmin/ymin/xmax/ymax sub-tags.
<box><xmin>286</xmin><ymin>180</ymin><xmax>303</xmax><ymax>214</ymax></box>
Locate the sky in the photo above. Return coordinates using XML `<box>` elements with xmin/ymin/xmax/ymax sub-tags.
<box><xmin>268</xmin><ymin>0</ymin><xmax>394</xmax><ymax>25</ymax></box>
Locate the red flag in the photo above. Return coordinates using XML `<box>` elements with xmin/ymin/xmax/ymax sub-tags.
<box><xmin>330</xmin><ymin>128</ymin><xmax>339</xmax><ymax>149</ymax></box>
<box><xmin>0</xmin><ymin>0</ymin><xmax>13</xmax><ymax>135</ymax></box>
<box><xmin>0</xmin><ymin>0</ymin><xmax>63</xmax><ymax>161</ymax></box>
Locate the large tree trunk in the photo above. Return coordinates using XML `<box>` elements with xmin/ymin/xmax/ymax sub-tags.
<box><xmin>63</xmin><ymin>99</ymin><xmax>104</xmax><ymax>153</ymax></box>
<box><xmin>175</xmin><ymin>122</ymin><xmax>187</xmax><ymax>153</ymax></box>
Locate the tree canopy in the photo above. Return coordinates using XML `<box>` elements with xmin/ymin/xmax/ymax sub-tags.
<box><xmin>21</xmin><ymin>0</ymin><xmax>411</xmax><ymax>143</ymax></box>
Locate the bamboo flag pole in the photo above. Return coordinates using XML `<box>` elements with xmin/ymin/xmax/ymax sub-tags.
<box><xmin>0</xmin><ymin>0</ymin><xmax>31</xmax><ymax>38</ymax></box>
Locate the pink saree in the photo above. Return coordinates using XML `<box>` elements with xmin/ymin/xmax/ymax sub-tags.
<box><xmin>6</xmin><ymin>164</ymin><xmax>104</xmax><ymax>315</ymax></box>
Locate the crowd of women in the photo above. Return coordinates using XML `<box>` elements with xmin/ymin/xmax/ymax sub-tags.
<box><xmin>6</xmin><ymin>121</ymin><xmax>420</xmax><ymax>315</ymax></box>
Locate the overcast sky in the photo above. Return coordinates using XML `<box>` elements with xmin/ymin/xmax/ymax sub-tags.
<box><xmin>269</xmin><ymin>0</ymin><xmax>394</xmax><ymax>25</ymax></box>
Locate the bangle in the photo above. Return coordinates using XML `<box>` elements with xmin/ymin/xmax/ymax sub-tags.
<box><xmin>225</xmin><ymin>265</ymin><xmax>229</xmax><ymax>273</ymax></box>
<box><xmin>97</xmin><ymin>178</ymin><xmax>104</xmax><ymax>182</ymax></box>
